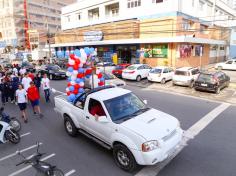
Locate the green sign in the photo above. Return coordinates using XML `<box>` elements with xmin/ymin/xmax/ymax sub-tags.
<box><xmin>152</xmin><ymin>44</ymin><xmax>168</xmax><ymax>58</ymax></box>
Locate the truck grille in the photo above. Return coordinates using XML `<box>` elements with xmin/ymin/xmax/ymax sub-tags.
<box><xmin>162</xmin><ymin>129</ymin><xmax>177</xmax><ymax>142</ymax></box>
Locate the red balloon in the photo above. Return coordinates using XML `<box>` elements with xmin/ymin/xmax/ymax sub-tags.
<box><xmin>98</xmin><ymin>82</ymin><xmax>104</xmax><ymax>86</ymax></box>
<box><xmin>74</xmin><ymin>84</ymin><xmax>80</xmax><ymax>89</ymax></box>
<box><xmin>97</xmin><ymin>73</ymin><xmax>102</xmax><ymax>79</ymax></box>
<box><xmin>67</xmin><ymin>82</ymin><xmax>72</xmax><ymax>87</ymax></box>
<box><xmin>73</xmin><ymin>89</ymin><xmax>78</xmax><ymax>94</ymax></box>
<box><xmin>85</xmin><ymin>69</ymin><xmax>92</xmax><ymax>75</ymax></box>
<box><xmin>73</xmin><ymin>64</ymin><xmax>79</xmax><ymax>70</ymax></box>
<box><xmin>67</xmin><ymin>63</ymin><xmax>73</xmax><ymax>68</ymax></box>
<box><xmin>67</xmin><ymin>92</ymin><xmax>71</xmax><ymax>96</ymax></box>
<box><xmin>70</xmin><ymin>54</ymin><xmax>75</xmax><ymax>60</ymax></box>
<box><xmin>75</xmin><ymin>59</ymin><xmax>80</xmax><ymax>65</ymax></box>
<box><xmin>77</xmin><ymin>73</ymin><xmax>84</xmax><ymax>78</ymax></box>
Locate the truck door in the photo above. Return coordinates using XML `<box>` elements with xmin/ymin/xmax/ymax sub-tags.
<box><xmin>84</xmin><ymin>98</ymin><xmax>112</xmax><ymax>144</ymax></box>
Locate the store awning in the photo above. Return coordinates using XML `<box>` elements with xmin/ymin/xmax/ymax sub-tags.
<box><xmin>50</xmin><ymin>36</ymin><xmax>226</xmax><ymax>48</ymax></box>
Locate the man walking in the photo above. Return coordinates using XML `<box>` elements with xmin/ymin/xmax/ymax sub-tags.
<box><xmin>22</xmin><ymin>73</ymin><xmax>32</xmax><ymax>91</ymax></box>
<box><xmin>41</xmin><ymin>74</ymin><xmax>50</xmax><ymax>102</ymax></box>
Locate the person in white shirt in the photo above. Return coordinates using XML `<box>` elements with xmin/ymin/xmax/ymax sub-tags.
<box><xmin>22</xmin><ymin>73</ymin><xmax>32</xmax><ymax>91</ymax></box>
<box><xmin>16</xmin><ymin>84</ymin><xmax>28</xmax><ymax>123</ymax></box>
<box><xmin>19</xmin><ymin>67</ymin><xmax>26</xmax><ymax>75</ymax></box>
<box><xmin>41</xmin><ymin>74</ymin><xmax>50</xmax><ymax>102</ymax></box>
<box><xmin>13</xmin><ymin>67</ymin><xmax>18</xmax><ymax>75</ymax></box>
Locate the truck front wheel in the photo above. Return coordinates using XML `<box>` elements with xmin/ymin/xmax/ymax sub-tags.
<box><xmin>113</xmin><ymin>144</ymin><xmax>137</xmax><ymax>172</ymax></box>
<box><xmin>64</xmin><ymin>116</ymin><xmax>77</xmax><ymax>137</ymax></box>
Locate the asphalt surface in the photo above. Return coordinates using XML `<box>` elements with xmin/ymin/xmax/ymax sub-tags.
<box><xmin>0</xmin><ymin>80</ymin><xmax>235</xmax><ymax>176</ymax></box>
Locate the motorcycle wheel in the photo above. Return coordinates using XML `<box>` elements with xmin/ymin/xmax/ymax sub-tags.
<box><xmin>5</xmin><ymin>130</ymin><xmax>21</xmax><ymax>144</ymax></box>
<box><xmin>50</xmin><ymin>168</ymin><xmax>64</xmax><ymax>176</ymax></box>
<box><xmin>9</xmin><ymin>119</ymin><xmax>21</xmax><ymax>132</ymax></box>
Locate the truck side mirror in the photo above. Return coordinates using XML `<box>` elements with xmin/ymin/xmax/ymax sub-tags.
<box><xmin>98</xmin><ymin>116</ymin><xmax>109</xmax><ymax>123</ymax></box>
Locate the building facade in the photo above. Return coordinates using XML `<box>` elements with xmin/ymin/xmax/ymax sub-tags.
<box><xmin>0</xmin><ymin>0</ymin><xmax>76</xmax><ymax>59</ymax></box>
<box><xmin>53</xmin><ymin>0</ymin><xmax>236</xmax><ymax>67</ymax></box>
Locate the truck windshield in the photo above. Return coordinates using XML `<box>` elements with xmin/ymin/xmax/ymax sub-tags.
<box><xmin>104</xmin><ymin>93</ymin><xmax>148</xmax><ymax>123</ymax></box>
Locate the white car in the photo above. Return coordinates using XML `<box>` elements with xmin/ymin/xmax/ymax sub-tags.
<box><xmin>54</xmin><ymin>87</ymin><xmax>183</xmax><ymax>172</ymax></box>
<box><xmin>172</xmin><ymin>67</ymin><xmax>200</xmax><ymax>87</ymax></box>
<box><xmin>148</xmin><ymin>66</ymin><xmax>174</xmax><ymax>84</ymax></box>
<box><xmin>122</xmin><ymin>64</ymin><xmax>152</xmax><ymax>81</ymax></box>
<box><xmin>85</xmin><ymin>72</ymin><xmax>126</xmax><ymax>88</ymax></box>
<box><xmin>215</xmin><ymin>60</ymin><xmax>236</xmax><ymax>71</ymax></box>
<box><xmin>96</xmin><ymin>62</ymin><xmax>116</xmax><ymax>73</ymax></box>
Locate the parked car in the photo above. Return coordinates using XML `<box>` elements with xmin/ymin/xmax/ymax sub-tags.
<box><xmin>172</xmin><ymin>67</ymin><xmax>200</xmax><ymax>88</ymax></box>
<box><xmin>85</xmin><ymin>72</ymin><xmax>126</xmax><ymax>88</ymax></box>
<box><xmin>194</xmin><ymin>71</ymin><xmax>230</xmax><ymax>94</ymax></box>
<box><xmin>37</xmin><ymin>65</ymin><xmax>66</xmax><ymax>80</ymax></box>
<box><xmin>215</xmin><ymin>60</ymin><xmax>236</xmax><ymax>71</ymax></box>
<box><xmin>122</xmin><ymin>64</ymin><xmax>152</xmax><ymax>81</ymax></box>
<box><xmin>96</xmin><ymin>62</ymin><xmax>116</xmax><ymax>73</ymax></box>
<box><xmin>21</xmin><ymin>62</ymin><xmax>36</xmax><ymax>72</ymax></box>
<box><xmin>148</xmin><ymin>66</ymin><xmax>174</xmax><ymax>84</ymax></box>
<box><xmin>112</xmin><ymin>64</ymin><xmax>131</xmax><ymax>78</ymax></box>
<box><xmin>54</xmin><ymin>86</ymin><xmax>183</xmax><ymax>172</ymax></box>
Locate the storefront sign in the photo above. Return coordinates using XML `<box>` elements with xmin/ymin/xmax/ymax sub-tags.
<box><xmin>179</xmin><ymin>45</ymin><xmax>192</xmax><ymax>58</ymax></box>
<box><xmin>84</xmin><ymin>31</ymin><xmax>103</xmax><ymax>42</ymax></box>
<box><xmin>152</xmin><ymin>44</ymin><xmax>168</xmax><ymax>58</ymax></box>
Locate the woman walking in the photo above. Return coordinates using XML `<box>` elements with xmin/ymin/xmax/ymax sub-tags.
<box><xmin>34</xmin><ymin>73</ymin><xmax>41</xmax><ymax>92</ymax></box>
<box><xmin>16</xmin><ymin>84</ymin><xmax>28</xmax><ymax>123</ymax></box>
<box><xmin>27</xmin><ymin>81</ymin><xmax>43</xmax><ymax>118</ymax></box>
<box><xmin>41</xmin><ymin>74</ymin><xmax>50</xmax><ymax>103</ymax></box>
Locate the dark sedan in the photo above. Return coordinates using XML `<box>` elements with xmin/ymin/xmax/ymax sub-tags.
<box><xmin>37</xmin><ymin>65</ymin><xmax>66</xmax><ymax>80</ymax></box>
<box><xmin>194</xmin><ymin>71</ymin><xmax>230</xmax><ymax>94</ymax></box>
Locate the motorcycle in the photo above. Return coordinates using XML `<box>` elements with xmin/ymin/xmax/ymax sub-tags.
<box><xmin>16</xmin><ymin>142</ymin><xmax>64</xmax><ymax>176</ymax></box>
<box><xmin>0</xmin><ymin>120</ymin><xmax>21</xmax><ymax>144</ymax></box>
<box><xmin>0</xmin><ymin>107</ymin><xmax>21</xmax><ymax>132</ymax></box>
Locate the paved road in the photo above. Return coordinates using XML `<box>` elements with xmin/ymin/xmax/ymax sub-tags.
<box><xmin>0</xmin><ymin>80</ymin><xmax>235</xmax><ymax>176</ymax></box>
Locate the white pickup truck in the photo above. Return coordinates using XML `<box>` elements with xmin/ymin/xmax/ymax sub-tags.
<box><xmin>54</xmin><ymin>86</ymin><xmax>183</xmax><ymax>172</ymax></box>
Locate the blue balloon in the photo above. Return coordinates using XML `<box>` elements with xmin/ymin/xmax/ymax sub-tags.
<box><xmin>78</xmin><ymin>68</ymin><xmax>84</xmax><ymax>73</ymax></box>
<box><xmin>74</xmin><ymin>49</ymin><xmax>81</xmax><ymax>57</ymax></box>
<box><xmin>70</xmin><ymin>50</ymin><xmax>74</xmax><ymax>54</ymax></box>
<box><xmin>86</xmin><ymin>74</ymin><xmax>91</xmax><ymax>78</ymax></box>
<box><xmin>69</xmin><ymin>86</ymin><xmax>75</xmax><ymax>92</ymax></box>
<box><xmin>76</xmin><ymin>93</ymin><xmax>82</xmax><ymax>98</ymax></box>
<box><xmin>89</xmin><ymin>47</ymin><xmax>95</xmax><ymax>53</ymax></box>
<box><xmin>67</xmin><ymin>77</ymin><xmax>72</xmax><ymax>82</ymax></box>
<box><xmin>68</xmin><ymin>67</ymin><xmax>73</xmax><ymax>73</ymax></box>
<box><xmin>100</xmin><ymin>77</ymin><xmax>105</xmax><ymax>82</ymax></box>
<box><xmin>75</xmin><ymin>78</ymin><xmax>82</xmax><ymax>83</ymax></box>
<box><xmin>79</xmin><ymin>88</ymin><xmax>84</xmax><ymax>93</ymax></box>
<box><xmin>68</xmin><ymin>94</ymin><xmax>76</xmax><ymax>102</ymax></box>
<box><xmin>84</xmin><ymin>47</ymin><xmax>90</xmax><ymax>55</ymax></box>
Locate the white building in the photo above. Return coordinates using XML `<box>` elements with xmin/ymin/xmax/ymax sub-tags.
<box><xmin>61</xmin><ymin>0</ymin><xmax>236</xmax><ymax>31</ymax></box>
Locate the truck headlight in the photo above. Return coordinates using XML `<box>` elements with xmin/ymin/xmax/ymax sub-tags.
<box><xmin>142</xmin><ymin>140</ymin><xmax>159</xmax><ymax>152</ymax></box>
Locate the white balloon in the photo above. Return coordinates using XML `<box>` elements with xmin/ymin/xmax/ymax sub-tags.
<box><xmin>66</xmin><ymin>71</ymin><xmax>72</xmax><ymax>77</ymax></box>
<box><xmin>71</xmin><ymin>75</ymin><xmax>77</xmax><ymax>81</ymax></box>
<box><xmin>79</xmin><ymin>63</ymin><xmax>83</xmax><ymax>68</ymax></box>
<box><xmin>71</xmin><ymin>81</ymin><xmax>76</xmax><ymax>85</ymax></box>
<box><xmin>79</xmin><ymin>82</ymin><xmax>84</xmax><ymax>87</ymax></box>
<box><xmin>73</xmin><ymin>70</ymin><xmax>78</xmax><ymax>75</ymax></box>
<box><xmin>68</xmin><ymin>59</ymin><xmax>75</xmax><ymax>65</ymax></box>
<box><xmin>96</xmin><ymin>70</ymin><xmax>100</xmax><ymax>75</ymax></box>
<box><xmin>66</xmin><ymin>87</ymin><xmax>70</xmax><ymax>92</ymax></box>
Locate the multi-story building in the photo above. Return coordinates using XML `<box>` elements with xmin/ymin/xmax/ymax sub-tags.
<box><xmin>53</xmin><ymin>0</ymin><xmax>236</xmax><ymax>67</ymax></box>
<box><xmin>0</xmin><ymin>0</ymin><xmax>76</xmax><ymax>59</ymax></box>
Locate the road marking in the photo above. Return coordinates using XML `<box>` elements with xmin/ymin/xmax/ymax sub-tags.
<box><xmin>135</xmin><ymin>103</ymin><xmax>230</xmax><ymax>176</ymax></box>
<box><xmin>0</xmin><ymin>143</ymin><xmax>43</xmax><ymax>162</ymax></box>
<box><xmin>65</xmin><ymin>169</ymin><xmax>76</xmax><ymax>176</ymax></box>
<box><xmin>20</xmin><ymin>132</ymin><xmax>31</xmax><ymax>137</ymax></box>
<box><xmin>8</xmin><ymin>153</ymin><xmax>55</xmax><ymax>176</ymax></box>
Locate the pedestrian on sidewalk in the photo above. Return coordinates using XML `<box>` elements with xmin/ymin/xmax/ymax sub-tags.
<box><xmin>16</xmin><ymin>84</ymin><xmax>28</xmax><ymax>123</ymax></box>
<box><xmin>27</xmin><ymin>81</ymin><xmax>43</xmax><ymax>118</ymax></box>
<box><xmin>22</xmin><ymin>73</ymin><xmax>32</xmax><ymax>91</ymax></box>
<box><xmin>41</xmin><ymin>74</ymin><xmax>50</xmax><ymax>103</ymax></box>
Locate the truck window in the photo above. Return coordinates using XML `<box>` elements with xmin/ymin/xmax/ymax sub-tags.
<box><xmin>74</xmin><ymin>93</ymin><xmax>86</xmax><ymax>109</ymax></box>
<box><xmin>88</xmin><ymin>99</ymin><xmax>106</xmax><ymax>117</ymax></box>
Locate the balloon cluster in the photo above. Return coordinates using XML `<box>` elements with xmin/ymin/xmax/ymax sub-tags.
<box><xmin>65</xmin><ymin>47</ymin><xmax>104</xmax><ymax>102</ymax></box>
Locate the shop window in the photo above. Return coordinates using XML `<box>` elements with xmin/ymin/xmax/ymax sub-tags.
<box><xmin>77</xmin><ymin>13</ymin><xmax>81</xmax><ymax>20</ymax></box>
<box><xmin>220</xmin><ymin>46</ymin><xmax>225</xmax><ymax>50</ymax></box>
<box><xmin>127</xmin><ymin>0</ymin><xmax>141</xmax><ymax>8</ymax></box>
